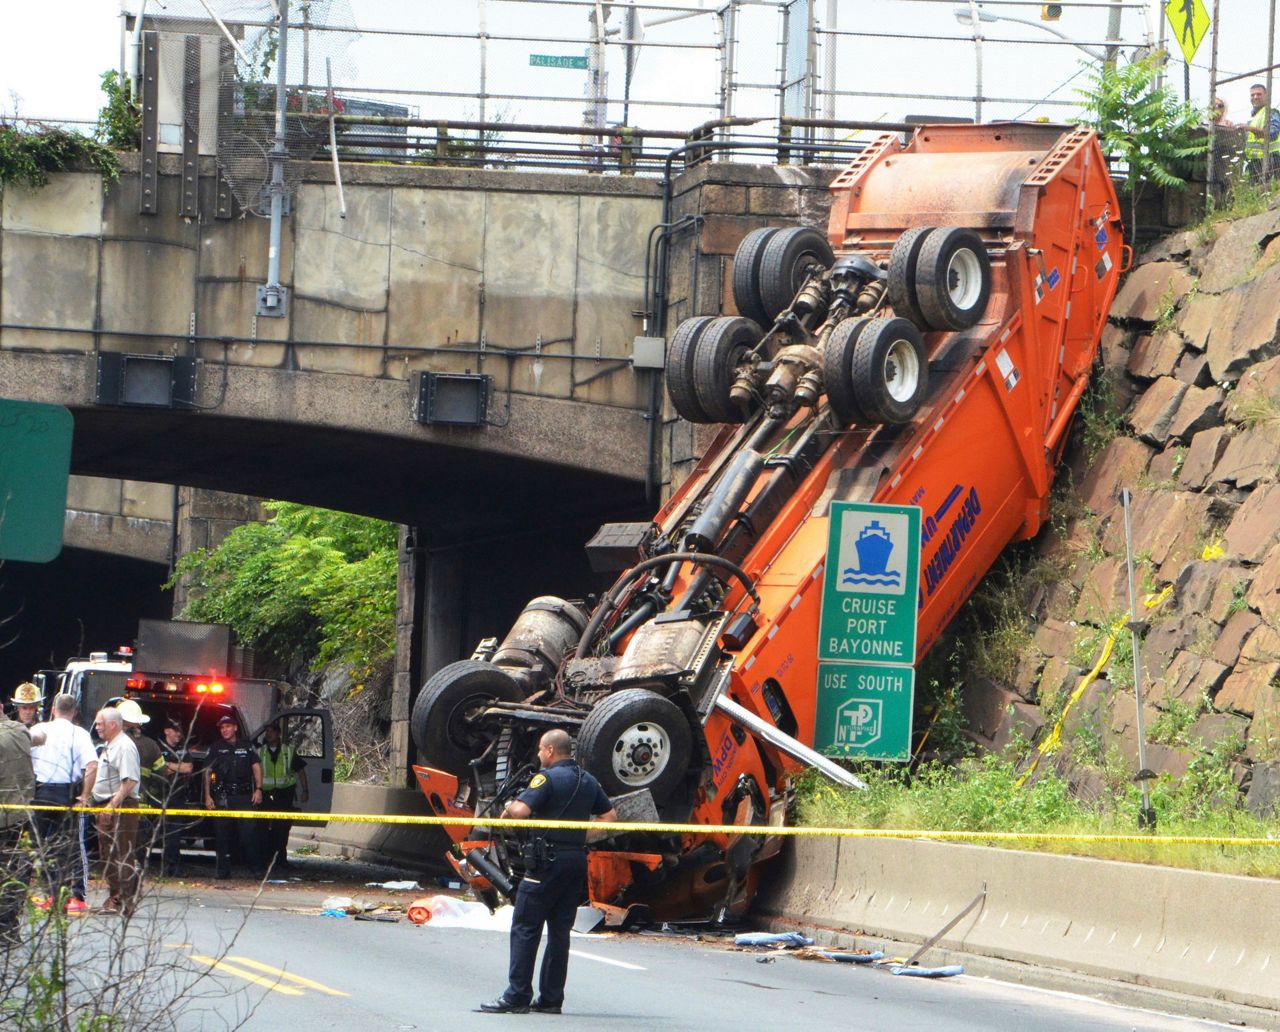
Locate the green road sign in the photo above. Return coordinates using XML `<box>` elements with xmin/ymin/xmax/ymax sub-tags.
<box><xmin>0</xmin><ymin>398</ymin><xmax>73</xmax><ymax>563</ymax></box>
<box><xmin>815</xmin><ymin>661</ymin><xmax>915</xmax><ymax>761</ymax></box>
<box><xmin>818</xmin><ymin>501</ymin><xmax>921</xmax><ymax>663</ymax></box>
<box><xmin>529</xmin><ymin>53</ymin><xmax>589</xmax><ymax>70</ymax></box>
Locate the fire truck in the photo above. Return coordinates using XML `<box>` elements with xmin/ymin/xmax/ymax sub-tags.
<box><xmin>411</xmin><ymin>123</ymin><xmax>1125</xmax><ymax>924</ymax></box>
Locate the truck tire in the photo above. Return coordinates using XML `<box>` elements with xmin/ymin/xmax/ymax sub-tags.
<box><xmin>821</xmin><ymin>316</ymin><xmax>873</xmax><ymax>426</ymax></box>
<box><xmin>667</xmin><ymin>316</ymin><xmax>717</xmax><ymax>423</ymax></box>
<box><xmin>757</xmin><ymin>227</ymin><xmax>835</xmax><ymax>322</ymax></box>
<box><xmin>849</xmin><ymin>316</ymin><xmax>929</xmax><ymax>425</ymax></box>
<box><xmin>731</xmin><ymin>227</ymin><xmax>780</xmax><ymax>328</ymax></box>
<box><xmin>576</xmin><ymin>689</ymin><xmax>693</xmax><ymax>803</ymax></box>
<box><xmin>914</xmin><ymin>227</ymin><xmax>991</xmax><ymax>331</ymax></box>
<box><xmin>886</xmin><ymin>226</ymin><xmax>934</xmax><ymax>330</ymax></box>
<box><xmin>410</xmin><ymin>660</ymin><xmax>522</xmax><ymax>779</ymax></box>
<box><xmin>692</xmin><ymin>316</ymin><xmax>762</xmax><ymax>424</ymax></box>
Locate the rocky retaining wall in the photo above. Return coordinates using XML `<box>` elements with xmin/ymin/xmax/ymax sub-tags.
<box><xmin>967</xmin><ymin>205</ymin><xmax>1280</xmax><ymax>812</ymax></box>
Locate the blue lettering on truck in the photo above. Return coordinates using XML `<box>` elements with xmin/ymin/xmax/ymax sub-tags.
<box><xmin>922</xmin><ymin>487</ymin><xmax>982</xmax><ymax>596</ymax></box>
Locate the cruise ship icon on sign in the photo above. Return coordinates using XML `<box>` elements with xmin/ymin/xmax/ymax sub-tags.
<box><xmin>842</xmin><ymin>521</ymin><xmax>901</xmax><ymax>587</ymax></box>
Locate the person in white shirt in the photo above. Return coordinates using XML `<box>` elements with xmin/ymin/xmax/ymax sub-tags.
<box><xmin>83</xmin><ymin>708</ymin><xmax>141</xmax><ymax>915</ymax></box>
<box><xmin>29</xmin><ymin>693</ymin><xmax>98</xmax><ymax>913</ymax></box>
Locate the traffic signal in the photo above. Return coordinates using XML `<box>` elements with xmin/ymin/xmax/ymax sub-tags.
<box><xmin>1041</xmin><ymin>3</ymin><xmax>1062</xmax><ymax>18</ymax></box>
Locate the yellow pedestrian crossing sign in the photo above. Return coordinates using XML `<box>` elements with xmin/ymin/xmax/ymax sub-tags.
<box><xmin>1165</xmin><ymin>0</ymin><xmax>1210</xmax><ymax>64</ymax></box>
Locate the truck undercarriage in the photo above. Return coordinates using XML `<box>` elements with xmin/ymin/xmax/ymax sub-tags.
<box><xmin>413</xmin><ymin>123</ymin><xmax>1124</xmax><ymax>924</ymax></box>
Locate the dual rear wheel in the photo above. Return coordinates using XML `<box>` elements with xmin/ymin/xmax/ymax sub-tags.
<box><xmin>887</xmin><ymin>226</ymin><xmax>991</xmax><ymax>332</ymax></box>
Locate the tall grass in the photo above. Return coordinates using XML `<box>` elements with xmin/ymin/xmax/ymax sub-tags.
<box><xmin>796</xmin><ymin>756</ymin><xmax>1280</xmax><ymax>878</ymax></box>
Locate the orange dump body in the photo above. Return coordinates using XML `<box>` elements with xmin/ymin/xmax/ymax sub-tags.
<box><xmin>416</xmin><ymin>124</ymin><xmax>1124</xmax><ymax>922</ymax></box>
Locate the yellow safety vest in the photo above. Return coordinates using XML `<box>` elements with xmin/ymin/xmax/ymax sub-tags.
<box><xmin>1244</xmin><ymin>107</ymin><xmax>1280</xmax><ymax>158</ymax></box>
<box><xmin>260</xmin><ymin>744</ymin><xmax>297</xmax><ymax>790</ymax></box>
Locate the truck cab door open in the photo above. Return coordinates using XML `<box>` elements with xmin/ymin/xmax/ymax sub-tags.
<box><xmin>253</xmin><ymin>708</ymin><xmax>334</xmax><ymax>817</ymax></box>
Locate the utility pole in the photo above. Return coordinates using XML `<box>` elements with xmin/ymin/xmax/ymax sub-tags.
<box><xmin>257</xmin><ymin>0</ymin><xmax>291</xmax><ymax>319</ymax></box>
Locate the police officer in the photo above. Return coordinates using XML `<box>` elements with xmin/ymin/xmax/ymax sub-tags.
<box><xmin>480</xmin><ymin>729</ymin><xmax>616</xmax><ymax>1015</ymax></box>
<box><xmin>258</xmin><ymin>721</ymin><xmax>308</xmax><ymax>872</ymax></box>
<box><xmin>203</xmin><ymin>715</ymin><xmax>262</xmax><ymax>879</ymax></box>
<box><xmin>158</xmin><ymin>719</ymin><xmax>196</xmax><ymax>877</ymax></box>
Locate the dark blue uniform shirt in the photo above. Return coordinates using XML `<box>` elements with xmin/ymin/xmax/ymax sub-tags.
<box><xmin>516</xmin><ymin>758</ymin><xmax>612</xmax><ymax>847</ymax></box>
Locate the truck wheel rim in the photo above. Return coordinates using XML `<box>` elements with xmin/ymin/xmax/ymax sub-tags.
<box><xmin>611</xmin><ymin>722</ymin><xmax>670</xmax><ymax>785</ymax></box>
<box><xmin>883</xmin><ymin>339</ymin><xmax>921</xmax><ymax>403</ymax></box>
<box><xmin>947</xmin><ymin>248</ymin><xmax>983</xmax><ymax>311</ymax></box>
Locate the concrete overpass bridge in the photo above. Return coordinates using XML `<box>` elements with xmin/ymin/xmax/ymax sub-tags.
<box><xmin>1</xmin><ymin>152</ymin><xmax>832</xmax><ymax>770</ymax></box>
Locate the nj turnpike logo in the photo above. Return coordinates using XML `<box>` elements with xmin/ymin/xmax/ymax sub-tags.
<box><xmin>834</xmin><ymin>698</ymin><xmax>882</xmax><ymax>749</ymax></box>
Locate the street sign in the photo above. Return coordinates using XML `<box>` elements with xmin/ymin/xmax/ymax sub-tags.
<box><xmin>1164</xmin><ymin>0</ymin><xmax>1210</xmax><ymax>65</ymax></box>
<box><xmin>0</xmin><ymin>398</ymin><xmax>73</xmax><ymax>563</ymax></box>
<box><xmin>818</xmin><ymin>501</ymin><xmax>921</xmax><ymax>663</ymax></box>
<box><xmin>814</xmin><ymin>662</ymin><xmax>915</xmax><ymax>760</ymax></box>
<box><xmin>529</xmin><ymin>54</ymin><xmax>589</xmax><ymax>70</ymax></box>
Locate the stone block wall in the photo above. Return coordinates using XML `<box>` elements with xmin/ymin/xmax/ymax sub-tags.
<box><xmin>970</xmin><ymin>207</ymin><xmax>1280</xmax><ymax>814</ymax></box>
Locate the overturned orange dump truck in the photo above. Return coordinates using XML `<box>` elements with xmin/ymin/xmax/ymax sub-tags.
<box><xmin>413</xmin><ymin>123</ymin><xmax>1124</xmax><ymax>924</ymax></box>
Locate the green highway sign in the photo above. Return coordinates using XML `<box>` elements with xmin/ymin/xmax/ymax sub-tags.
<box><xmin>0</xmin><ymin>398</ymin><xmax>73</xmax><ymax>563</ymax></box>
<box><xmin>818</xmin><ymin>501</ymin><xmax>921</xmax><ymax>664</ymax></box>
<box><xmin>814</xmin><ymin>662</ymin><xmax>915</xmax><ymax>760</ymax></box>
<box><xmin>529</xmin><ymin>53</ymin><xmax>589</xmax><ymax>70</ymax></box>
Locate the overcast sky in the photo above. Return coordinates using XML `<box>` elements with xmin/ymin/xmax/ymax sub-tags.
<box><xmin>2</xmin><ymin>1</ymin><xmax>1278</xmax><ymax>131</ymax></box>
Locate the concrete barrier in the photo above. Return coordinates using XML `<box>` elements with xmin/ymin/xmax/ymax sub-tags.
<box><xmin>755</xmin><ymin>837</ymin><xmax>1280</xmax><ymax>1013</ymax></box>
<box><xmin>291</xmin><ymin>783</ymin><xmax>449</xmax><ymax>872</ymax></box>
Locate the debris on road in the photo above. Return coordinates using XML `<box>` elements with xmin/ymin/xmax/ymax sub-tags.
<box><xmin>734</xmin><ymin>931</ymin><xmax>814</xmax><ymax>948</ymax></box>
<box><xmin>793</xmin><ymin>948</ymin><xmax>884</xmax><ymax>964</ymax></box>
<box><xmin>406</xmin><ymin>895</ymin><xmax>513</xmax><ymax>930</ymax></box>
<box><xmin>365</xmin><ymin>880</ymin><xmax>421</xmax><ymax>891</ymax></box>
<box><xmin>889</xmin><ymin>964</ymin><xmax>964</xmax><ymax>978</ymax></box>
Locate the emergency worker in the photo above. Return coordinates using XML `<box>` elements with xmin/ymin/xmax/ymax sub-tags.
<box><xmin>203</xmin><ymin>715</ymin><xmax>262</xmax><ymax>879</ymax></box>
<box><xmin>1245</xmin><ymin>82</ymin><xmax>1280</xmax><ymax>180</ymax></box>
<box><xmin>10</xmin><ymin>682</ymin><xmax>42</xmax><ymax>728</ymax></box>
<box><xmin>117</xmin><ymin>700</ymin><xmax>165</xmax><ymax>872</ymax></box>
<box><xmin>481</xmin><ymin>729</ymin><xmax>616</xmax><ymax>1015</ymax></box>
<box><xmin>158</xmin><ymin>719</ymin><xmax>196</xmax><ymax>877</ymax></box>
<box><xmin>84</xmin><ymin>707</ymin><xmax>142</xmax><ymax>915</ymax></box>
<box><xmin>29</xmin><ymin>693</ymin><xmax>97</xmax><ymax>913</ymax></box>
<box><xmin>258</xmin><ymin>722</ymin><xmax>308</xmax><ymax>872</ymax></box>
<box><xmin>0</xmin><ymin>704</ymin><xmax>36</xmax><ymax>943</ymax></box>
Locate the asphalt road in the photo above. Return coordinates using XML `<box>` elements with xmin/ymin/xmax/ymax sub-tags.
<box><xmin>149</xmin><ymin>884</ymin><xmax>1246</xmax><ymax>1032</ymax></box>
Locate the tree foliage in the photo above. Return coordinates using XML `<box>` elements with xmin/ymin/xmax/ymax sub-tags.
<box><xmin>95</xmin><ymin>70</ymin><xmax>141</xmax><ymax>151</ymax></box>
<box><xmin>171</xmin><ymin>503</ymin><xmax>398</xmax><ymax>678</ymax></box>
<box><xmin>0</xmin><ymin>121</ymin><xmax>120</xmax><ymax>188</ymax></box>
<box><xmin>1078</xmin><ymin>54</ymin><xmax>1208</xmax><ymax>191</ymax></box>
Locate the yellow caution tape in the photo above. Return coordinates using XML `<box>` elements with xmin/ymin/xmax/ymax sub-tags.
<box><xmin>1016</xmin><ymin>584</ymin><xmax>1173</xmax><ymax>788</ymax></box>
<box><xmin>1</xmin><ymin>802</ymin><xmax>1277</xmax><ymax>846</ymax></box>
<box><xmin>1201</xmin><ymin>538</ymin><xmax>1226</xmax><ymax>561</ymax></box>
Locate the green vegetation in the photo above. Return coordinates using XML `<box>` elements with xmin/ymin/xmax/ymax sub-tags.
<box><xmin>1077</xmin><ymin>372</ymin><xmax>1128</xmax><ymax>461</ymax></box>
<box><xmin>1151</xmin><ymin>284</ymin><xmax>1179</xmax><ymax>333</ymax></box>
<box><xmin>95</xmin><ymin>70</ymin><xmax>140</xmax><ymax>151</ymax></box>
<box><xmin>1079</xmin><ymin>54</ymin><xmax>1207</xmax><ymax>197</ymax></box>
<box><xmin>1195</xmin><ymin>176</ymin><xmax>1280</xmax><ymax>244</ymax></box>
<box><xmin>0</xmin><ymin>120</ymin><xmax>120</xmax><ymax>188</ymax></box>
<box><xmin>798</xmin><ymin>751</ymin><xmax>1279</xmax><ymax>877</ymax></box>
<box><xmin>1236</xmin><ymin>387</ymin><xmax>1280</xmax><ymax>430</ymax></box>
<box><xmin>169</xmin><ymin>502</ymin><xmax>398</xmax><ymax>679</ymax></box>
<box><xmin>1148</xmin><ymin>695</ymin><xmax>1207</xmax><ymax>746</ymax></box>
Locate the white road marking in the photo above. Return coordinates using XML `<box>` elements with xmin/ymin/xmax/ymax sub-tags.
<box><xmin>568</xmin><ymin>949</ymin><xmax>646</xmax><ymax>971</ymax></box>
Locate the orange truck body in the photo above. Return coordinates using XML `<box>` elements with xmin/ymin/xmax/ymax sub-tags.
<box><xmin>415</xmin><ymin>123</ymin><xmax>1124</xmax><ymax>922</ymax></box>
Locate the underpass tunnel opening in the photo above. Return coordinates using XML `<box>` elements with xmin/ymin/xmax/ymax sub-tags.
<box><xmin>0</xmin><ymin>548</ymin><xmax>173</xmax><ymax>694</ymax></box>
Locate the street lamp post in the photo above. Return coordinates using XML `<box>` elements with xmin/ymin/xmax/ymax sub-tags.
<box><xmin>954</xmin><ymin>7</ymin><xmax>1108</xmax><ymax>123</ymax></box>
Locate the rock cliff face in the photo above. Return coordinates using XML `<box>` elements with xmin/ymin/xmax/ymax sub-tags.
<box><xmin>961</xmin><ymin>205</ymin><xmax>1280</xmax><ymax>816</ymax></box>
